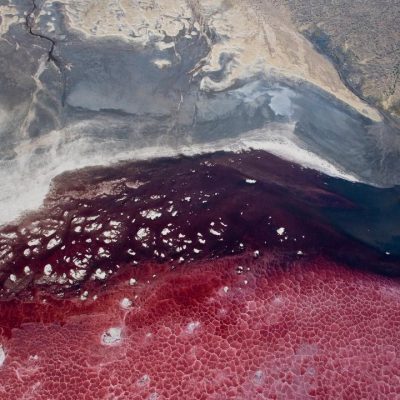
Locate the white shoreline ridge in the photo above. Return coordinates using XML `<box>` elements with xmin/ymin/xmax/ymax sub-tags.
<box><xmin>0</xmin><ymin>122</ymin><xmax>358</xmax><ymax>227</ymax></box>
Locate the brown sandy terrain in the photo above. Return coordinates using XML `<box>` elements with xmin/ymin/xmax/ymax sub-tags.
<box><xmin>273</xmin><ymin>0</ymin><xmax>400</xmax><ymax>119</ymax></box>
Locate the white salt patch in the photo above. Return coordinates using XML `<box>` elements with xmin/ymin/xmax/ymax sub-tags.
<box><xmin>24</xmin><ymin>266</ymin><xmax>31</xmax><ymax>275</ymax></box>
<box><xmin>85</xmin><ymin>222</ymin><xmax>102</xmax><ymax>232</ymax></box>
<box><xmin>109</xmin><ymin>220</ymin><xmax>121</xmax><ymax>227</ymax></box>
<box><xmin>140</xmin><ymin>209</ymin><xmax>162</xmax><ymax>220</ymax></box>
<box><xmin>276</xmin><ymin>227</ymin><xmax>285</xmax><ymax>236</ymax></box>
<box><xmin>101</xmin><ymin>327</ymin><xmax>122</xmax><ymax>345</ymax></box>
<box><xmin>120</xmin><ymin>298</ymin><xmax>132</xmax><ymax>309</ymax></box>
<box><xmin>186</xmin><ymin>321</ymin><xmax>200</xmax><ymax>334</ymax></box>
<box><xmin>209</xmin><ymin>228</ymin><xmax>222</xmax><ymax>236</ymax></box>
<box><xmin>156</xmin><ymin>41</ymin><xmax>175</xmax><ymax>51</ymax></box>
<box><xmin>94</xmin><ymin>268</ymin><xmax>106</xmax><ymax>280</ymax></box>
<box><xmin>28</xmin><ymin>238</ymin><xmax>41</xmax><ymax>247</ymax></box>
<box><xmin>44</xmin><ymin>264</ymin><xmax>52</xmax><ymax>276</ymax></box>
<box><xmin>297</xmin><ymin>250</ymin><xmax>304</xmax><ymax>255</ymax></box>
<box><xmin>1</xmin><ymin>232</ymin><xmax>17</xmax><ymax>240</ymax></box>
<box><xmin>161</xmin><ymin>228</ymin><xmax>170</xmax><ymax>236</ymax></box>
<box><xmin>70</xmin><ymin>269</ymin><xmax>87</xmax><ymax>280</ymax></box>
<box><xmin>136</xmin><ymin>227</ymin><xmax>150</xmax><ymax>240</ymax></box>
<box><xmin>245</xmin><ymin>179</ymin><xmax>257</xmax><ymax>184</ymax></box>
<box><xmin>47</xmin><ymin>236</ymin><xmax>61</xmax><ymax>250</ymax></box>
<box><xmin>98</xmin><ymin>247</ymin><xmax>110</xmax><ymax>258</ymax></box>
<box><xmin>72</xmin><ymin>217</ymin><xmax>85</xmax><ymax>225</ymax></box>
<box><xmin>9</xmin><ymin>274</ymin><xmax>16</xmax><ymax>282</ymax></box>
<box><xmin>153</xmin><ymin>59</ymin><xmax>171</xmax><ymax>69</ymax></box>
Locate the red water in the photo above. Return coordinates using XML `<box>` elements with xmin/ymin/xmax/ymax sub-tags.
<box><xmin>0</xmin><ymin>151</ymin><xmax>399</xmax><ymax>399</ymax></box>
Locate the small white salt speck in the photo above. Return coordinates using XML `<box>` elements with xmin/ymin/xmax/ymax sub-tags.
<box><xmin>74</xmin><ymin>226</ymin><xmax>82</xmax><ymax>233</ymax></box>
<box><xmin>24</xmin><ymin>266</ymin><xmax>31</xmax><ymax>275</ymax></box>
<box><xmin>58</xmin><ymin>273</ymin><xmax>68</xmax><ymax>284</ymax></box>
<box><xmin>127</xmin><ymin>249</ymin><xmax>136</xmax><ymax>256</ymax></box>
<box><xmin>276</xmin><ymin>227</ymin><xmax>285</xmax><ymax>236</ymax></box>
<box><xmin>253</xmin><ymin>250</ymin><xmax>260</xmax><ymax>258</ymax></box>
<box><xmin>23</xmin><ymin>248</ymin><xmax>31</xmax><ymax>257</ymax></box>
<box><xmin>80</xmin><ymin>291</ymin><xmax>89</xmax><ymax>301</ymax></box>
<box><xmin>184</xmin><ymin>197</ymin><xmax>191</xmax><ymax>202</ymax></box>
<box><xmin>171</xmin><ymin>211</ymin><xmax>178</xmax><ymax>217</ymax></box>
<box><xmin>209</xmin><ymin>228</ymin><xmax>221</xmax><ymax>236</ymax></box>
<box><xmin>129</xmin><ymin>278</ymin><xmax>137</xmax><ymax>286</ymax></box>
<box><xmin>120</xmin><ymin>298</ymin><xmax>132</xmax><ymax>309</ymax></box>
<box><xmin>9</xmin><ymin>274</ymin><xmax>17</xmax><ymax>282</ymax></box>
<box><xmin>245</xmin><ymin>179</ymin><xmax>257</xmax><ymax>184</ymax></box>
<box><xmin>385</xmin><ymin>251</ymin><xmax>391</xmax><ymax>255</ymax></box>
<box><xmin>223</xmin><ymin>286</ymin><xmax>229</xmax><ymax>293</ymax></box>
<box><xmin>44</xmin><ymin>264</ymin><xmax>52</xmax><ymax>276</ymax></box>
<box><xmin>193</xmin><ymin>248</ymin><xmax>201</xmax><ymax>254</ymax></box>
<box><xmin>236</xmin><ymin>265</ymin><xmax>244</xmax><ymax>274</ymax></box>
<box><xmin>0</xmin><ymin>345</ymin><xmax>5</xmax><ymax>367</ymax></box>
<box><xmin>297</xmin><ymin>250</ymin><xmax>304</xmax><ymax>255</ymax></box>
